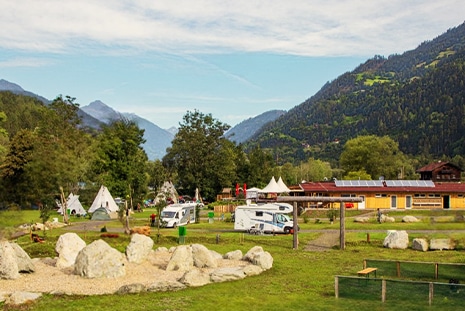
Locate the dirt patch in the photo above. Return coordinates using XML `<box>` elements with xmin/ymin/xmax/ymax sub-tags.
<box><xmin>305</xmin><ymin>231</ymin><xmax>340</xmax><ymax>251</ymax></box>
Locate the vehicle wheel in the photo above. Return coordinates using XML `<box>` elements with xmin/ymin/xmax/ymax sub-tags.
<box><xmin>284</xmin><ymin>227</ymin><xmax>291</xmax><ymax>234</ymax></box>
<box><xmin>173</xmin><ymin>223</ymin><xmax>177</xmax><ymax>229</ymax></box>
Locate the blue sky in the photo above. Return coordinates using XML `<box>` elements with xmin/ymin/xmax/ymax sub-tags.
<box><xmin>0</xmin><ymin>1</ymin><xmax>464</xmax><ymax>129</ymax></box>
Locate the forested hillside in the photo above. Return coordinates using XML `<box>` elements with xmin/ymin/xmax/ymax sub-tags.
<box><xmin>247</xmin><ymin>22</ymin><xmax>465</xmax><ymax>166</ymax></box>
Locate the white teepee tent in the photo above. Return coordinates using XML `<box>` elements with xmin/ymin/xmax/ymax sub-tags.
<box><xmin>88</xmin><ymin>185</ymin><xmax>119</xmax><ymax>213</ymax></box>
<box><xmin>58</xmin><ymin>193</ymin><xmax>87</xmax><ymax>216</ymax></box>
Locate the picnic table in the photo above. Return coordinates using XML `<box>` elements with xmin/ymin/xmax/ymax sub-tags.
<box><xmin>357</xmin><ymin>267</ymin><xmax>377</xmax><ymax>278</ymax></box>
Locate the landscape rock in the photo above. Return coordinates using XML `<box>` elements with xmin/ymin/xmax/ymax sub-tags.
<box><xmin>166</xmin><ymin>245</ymin><xmax>193</xmax><ymax>272</ymax></box>
<box><xmin>224</xmin><ymin>250</ymin><xmax>243</xmax><ymax>260</ymax></box>
<box><xmin>5</xmin><ymin>291</ymin><xmax>42</xmax><ymax>305</ymax></box>
<box><xmin>210</xmin><ymin>267</ymin><xmax>246</xmax><ymax>282</ymax></box>
<box><xmin>10</xmin><ymin>242</ymin><xmax>35</xmax><ymax>272</ymax></box>
<box><xmin>74</xmin><ymin>239</ymin><xmax>126</xmax><ymax>278</ymax></box>
<box><xmin>179</xmin><ymin>268</ymin><xmax>211</xmax><ymax>287</ymax></box>
<box><xmin>55</xmin><ymin>232</ymin><xmax>86</xmax><ymax>269</ymax></box>
<box><xmin>0</xmin><ymin>291</ymin><xmax>9</xmax><ymax>302</ymax></box>
<box><xmin>412</xmin><ymin>238</ymin><xmax>429</xmax><ymax>252</ymax></box>
<box><xmin>192</xmin><ymin>244</ymin><xmax>217</xmax><ymax>268</ymax></box>
<box><xmin>250</xmin><ymin>251</ymin><xmax>274</xmax><ymax>270</ymax></box>
<box><xmin>383</xmin><ymin>230</ymin><xmax>409</xmax><ymax>249</ymax></box>
<box><xmin>0</xmin><ymin>241</ymin><xmax>20</xmax><ymax>279</ymax></box>
<box><xmin>210</xmin><ymin>250</ymin><xmax>224</xmax><ymax>261</ymax></box>
<box><xmin>430</xmin><ymin>238</ymin><xmax>455</xmax><ymax>250</ymax></box>
<box><xmin>243</xmin><ymin>246</ymin><xmax>264</xmax><ymax>262</ymax></box>
<box><xmin>381</xmin><ymin>214</ymin><xmax>395</xmax><ymax>223</ymax></box>
<box><xmin>126</xmin><ymin>233</ymin><xmax>154</xmax><ymax>263</ymax></box>
<box><xmin>354</xmin><ymin>217</ymin><xmax>371</xmax><ymax>223</ymax></box>
<box><xmin>147</xmin><ymin>280</ymin><xmax>187</xmax><ymax>292</ymax></box>
<box><xmin>243</xmin><ymin>264</ymin><xmax>264</xmax><ymax>276</ymax></box>
<box><xmin>116</xmin><ymin>283</ymin><xmax>146</xmax><ymax>294</ymax></box>
<box><xmin>402</xmin><ymin>216</ymin><xmax>420</xmax><ymax>223</ymax></box>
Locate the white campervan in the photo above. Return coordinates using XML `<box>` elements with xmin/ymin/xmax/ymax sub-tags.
<box><xmin>160</xmin><ymin>203</ymin><xmax>197</xmax><ymax>228</ymax></box>
<box><xmin>234</xmin><ymin>202</ymin><xmax>297</xmax><ymax>234</ymax></box>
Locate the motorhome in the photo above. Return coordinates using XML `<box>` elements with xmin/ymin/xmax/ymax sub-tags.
<box><xmin>160</xmin><ymin>203</ymin><xmax>197</xmax><ymax>228</ymax></box>
<box><xmin>234</xmin><ymin>202</ymin><xmax>297</xmax><ymax>234</ymax></box>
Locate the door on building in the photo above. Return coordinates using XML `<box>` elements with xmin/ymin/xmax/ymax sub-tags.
<box><xmin>391</xmin><ymin>195</ymin><xmax>397</xmax><ymax>209</ymax></box>
<box><xmin>405</xmin><ymin>195</ymin><xmax>412</xmax><ymax>209</ymax></box>
<box><xmin>443</xmin><ymin>195</ymin><xmax>450</xmax><ymax>209</ymax></box>
<box><xmin>358</xmin><ymin>196</ymin><xmax>365</xmax><ymax>209</ymax></box>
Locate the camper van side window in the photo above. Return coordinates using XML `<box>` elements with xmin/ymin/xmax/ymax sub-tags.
<box><xmin>255</xmin><ymin>211</ymin><xmax>263</xmax><ymax>217</ymax></box>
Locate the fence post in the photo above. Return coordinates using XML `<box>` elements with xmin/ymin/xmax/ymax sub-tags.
<box><xmin>381</xmin><ymin>279</ymin><xmax>386</xmax><ymax>303</ymax></box>
<box><xmin>335</xmin><ymin>276</ymin><xmax>339</xmax><ymax>299</ymax></box>
<box><xmin>429</xmin><ymin>282</ymin><xmax>433</xmax><ymax>306</ymax></box>
<box><xmin>363</xmin><ymin>259</ymin><xmax>367</xmax><ymax>269</ymax></box>
<box><xmin>396</xmin><ymin>261</ymin><xmax>401</xmax><ymax>277</ymax></box>
<box><xmin>435</xmin><ymin>263</ymin><xmax>439</xmax><ymax>280</ymax></box>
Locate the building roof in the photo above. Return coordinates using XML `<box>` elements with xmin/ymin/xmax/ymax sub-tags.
<box><xmin>416</xmin><ymin>161</ymin><xmax>462</xmax><ymax>173</ymax></box>
<box><xmin>300</xmin><ymin>181</ymin><xmax>465</xmax><ymax>194</ymax></box>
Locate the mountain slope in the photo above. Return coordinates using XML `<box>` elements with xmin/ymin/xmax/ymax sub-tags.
<box><xmin>225</xmin><ymin>110</ymin><xmax>286</xmax><ymax>144</ymax></box>
<box><xmin>81</xmin><ymin>101</ymin><xmax>174</xmax><ymax>160</ymax></box>
<box><xmin>247</xmin><ymin>22</ymin><xmax>465</xmax><ymax>165</ymax></box>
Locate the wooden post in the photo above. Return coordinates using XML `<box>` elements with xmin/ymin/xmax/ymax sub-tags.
<box><xmin>363</xmin><ymin>259</ymin><xmax>367</xmax><ymax>269</ymax></box>
<box><xmin>396</xmin><ymin>261</ymin><xmax>401</xmax><ymax>277</ymax></box>
<box><xmin>334</xmin><ymin>276</ymin><xmax>339</xmax><ymax>298</ymax></box>
<box><xmin>293</xmin><ymin>202</ymin><xmax>298</xmax><ymax>249</ymax></box>
<box><xmin>340</xmin><ymin>200</ymin><xmax>345</xmax><ymax>250</ymax></box>
<box><xmin>381</xmin><ymin>279</ymin><xmax>386</xmax><ymax>303</ymax></box>
<box><xmin>435</xmin><ymin>263</ymin><xmax>439</xmax><ymax>279</ymax></box>
<box><xmin>429</xmin><ymin>282</ymin><xmax>433</xmax><ymax>306</ymax></box>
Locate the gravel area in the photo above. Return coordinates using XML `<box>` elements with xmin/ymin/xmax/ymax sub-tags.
<box><xmin>0</xmin><ymin>251</ymin><xmax>247</xmax><ymax>296</ymax></box>
<box><xmin>305</xmin><ymin>231</ymin><xmax>340</xmax><ymax>251</ymax></box>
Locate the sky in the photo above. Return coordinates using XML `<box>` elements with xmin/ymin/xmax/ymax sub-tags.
<box><xmin>0</xmin><ymin>1</ymin><xmax>464</xmax><ymax>129</ymax></box>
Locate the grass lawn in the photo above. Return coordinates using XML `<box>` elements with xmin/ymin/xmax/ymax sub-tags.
<box><xmin>2</xmin><ymin>209</ymin><xmax>465</xmax><ymax>311</ymax></box>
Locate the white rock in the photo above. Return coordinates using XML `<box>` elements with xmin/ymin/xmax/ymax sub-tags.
<box><xmin>74</xmin><ymin>240</ymin><xmax>126</xmax><ymax>278</ymax></box>
<box><xmin>383</xmin><ymin>230</ymin><xmax>409</xmax><ymax>249</ymax></box>
<box><xmin>55</xmin><ymin>233</ymin><xmax>86</xmax><ymax>269</ymax></box>
<box><xmin>126</xmin><ymin>233</ymin><xmax>154</xmax><ymax>263</ymax></box>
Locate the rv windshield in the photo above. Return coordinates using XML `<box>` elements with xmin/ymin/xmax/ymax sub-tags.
<box><xmin>276</xmin><ymin>214</ymin><xmax>291</xmax><ymax>223</ymax></box>
<box><xmin>161</xmin><ymin>211</ymin><xmax>176</xmax><ymax>218</ymax></box>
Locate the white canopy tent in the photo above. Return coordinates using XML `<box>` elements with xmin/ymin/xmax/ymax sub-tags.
<box><xmin>277</xmin><ymin>176</ymin><xmax>291</xmax><ymax>193</ymax></box>
<box><xmin>259</xmin><ymin>176</ymin><xmax>284</xmax><ymax>193</ymax></box>
<box><xmin>245</xmin><ymin>187</ymin><xmax>261</xmax><ymax>200</ymax></box>
<box><xmin>88</xmin><ymin>185</ymin><xmax>119</xmax><ymax>213</ymax></box>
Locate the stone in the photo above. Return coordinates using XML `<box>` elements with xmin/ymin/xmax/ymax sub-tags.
<box><xmin>381</xmin><ymin>214</ymin><xmax>395</xmax><ymax>223</ymax></box>
<box><xmin>383</xmin><ymin>230</ymin><xmax>409</xmax><ymax>249</ymax></box>
<box><xmin>0</xmin><ymin>241</ymin><xmax>20</xmax><ymax>279</ymax></box>
<box><xmin>223</xmin><ymin>250</ymin><xmax>243</xmax><ymax>260</ymax></box>
<box><xmin>10</xmin><ymin>242</ymin><xmax>35</xmax><ymax>273</ymax></box>
<box><xmin>0</xmin><ymin>291</ymin><xmax>9</xmax><ymax>303</ymax></box>
<box><xmin>243</xmin><ymin>264</ymin><xmax>264</xmax><ymax>276</ymax></box>
<box><xmin>354</xmin><ymin>217</ymin><xmax>371</xmax><ymax>223</ymax></box>
<box><xmin>179</xmin><ymin>268</ymin><xmax>211</xmax><ymax>287</ymax></box>
<box><xmin>74</xmin><ymin>239</ymin><xmax>126</xmax><ymax>278</ymax></box>
<box><xmin>192</xmin><ymin>244</ymin><xmax>217</xmax><ymax>268</ymax></box>
<box><xmin>430</xmin><ymin>238</ymin><xmax>455</xmax><ymax>250</ymax></box>
<box><xmin>116</xmin><ymin>283</ymin><xmax>146</xmax><ymax>294</ymax></box>
<box><xmin>243</xmin><ymin>246</ymin><xmax>264</xmax><ymax>262</ymax></box>
<box><xmin>5</xmin><ymin>291</ymin><xmax>42</xmax><ymax>305</ymax></box>
<box><xmin>210</xmin><ymin>267</ymin><xmax>246</xmax><ymax>282</ymax></box>
<box><xmin>147</xmin><ymin>280</ymin><xmax>187</xmax><ymax>292</ymax></box>
<box><xmin>166</xmin><ymin>245</ymin><xmax>193</xmax><ymax>272</ymax></box>
<box><xmin>402</xmin><ymin>216</ymin><xmax>420</xmax><ymax>223</ymax></box>
<box><xmin>251</xmin><ymin>251</ymin><xmax>273</xmax><ymax>270</ymax></box>
<box><xmin>412</xmin><ymin>238</ymin><xmax>429</xmax><ymax>252</ymax></box>
<box><xmin>55</xmin><ymin>233</ymin><xmax>86</xmax><ymax>269</ymax></box>
<box><xmin>126</xmin><ymin>233</ymin><xmax>154</xmax><ymax>263</ymax></box>
<box><xmin>210</xmin><ymin>250</ymin><xmax>223</xmax><ymax>261</ymax></box>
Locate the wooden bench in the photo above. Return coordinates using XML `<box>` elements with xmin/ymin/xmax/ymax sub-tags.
<box><xmin>357</xmin><ymin>267</ymin><xmax>377</xmax><ymax>278</ymax></box>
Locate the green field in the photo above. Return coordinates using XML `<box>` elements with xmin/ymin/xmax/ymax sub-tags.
<box><xmin>2</xmin><ymin>209</ymin><xmax>465</xmax><ymax>311</ymax></box>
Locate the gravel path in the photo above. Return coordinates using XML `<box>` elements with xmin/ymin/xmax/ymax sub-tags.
<box><xmin>305</xmin><ymin>231</ymin><xmax>340</xmax><ymax>251</ymax></box>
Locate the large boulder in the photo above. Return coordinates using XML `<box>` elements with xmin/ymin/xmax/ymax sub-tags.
<box><xmin>192</xmin><ymin>244</ymin><xmax>217</xmax><ymax>268</ymax></box>
<box><xmin>381</xmin><ymin>214</ymin><xmax>395</xmax><ymax>223</ymax></box>
<box><xmin>243</xmin><ymin>246</ymin><xmax>264</xmax><ymax>262</ymax></box>
<box><xmin>383</xmin><ymin>230</ymin><xmax>409</xmax><ymax>249</ymax></box>
<box><xmin>0</xmin><ymin>241</ymin><xmax>20</xmax><ymax>280</ymax></box>
<box><xmin>250</xmin><ymin>251</ymin><xmax>273</xmax><ymax>270</ymax></box>
<box><xmin>354</xmin><ymin>217</ymin><xmax>371</xmax><ymax>223</ymax></box>
<box><xmin>126</xmin><ymin>233</ymin><xmax>154</xmax><ymax>263</ymax></box>
<box><xmin>166</xmin><ymin>245</ymin><xmax>193</xmax><ymax>272</ymax></box>
<box><xmin>4</xmin><ymin>292</ymin><xmax>42</xmax><ymax>306</ymax></box>
<box><xmin>210</xmin><ymin>267</ymin><xmax>246</xmax><ymax>282</ymax></box>
<box><xmin>430</xmin><ymin>238</ymin><xmax>455</xmax><ymax>250</ymax></box>
<box><xmin>74</xmin><ymin>239</ymin><xmax>126</xmax><ymax>278</ymax></box>
<box><xmin>223</xmin><ymin>250</ymin><xmax>243</xmax><ymax>260</ymax></box>
<box><xmin>55</xmin><ymin>233</ymin><xmax>86</xmax><ymax>269</ymax></box>
<box><xmin>412</xmin><ymin>238</ymin><xmax>429</xmax><ymax>252</ymax></box>
<box><xmin>402</xmin><ymin>215</ymin><xmax>420</xmax><ymax>223</ymax></box>
<box><xmin>179</xmin><ymin>268</ymin><xmax>211</xmax><ymax>287</ymax></box>
<box><xmin>10</xmin><ymin>243</ymin><xmax>35</xmax><ymax>273</ymax></box>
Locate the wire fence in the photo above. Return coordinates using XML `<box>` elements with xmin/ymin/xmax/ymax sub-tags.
<box><xmin>335</xmin><ymin>276</ymin><xmax>465</xmax><ymax>307</ymax></box>
<box><xmin>363</xmin><ymin>259</ymin><xmax>465</xmax><ymax>282</ymax></box>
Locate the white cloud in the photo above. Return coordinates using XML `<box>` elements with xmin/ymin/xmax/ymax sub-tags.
<box><xmin>1</xmin><ymin>0</ymin><xmax>464</xmax><ymax>56</ymax></box>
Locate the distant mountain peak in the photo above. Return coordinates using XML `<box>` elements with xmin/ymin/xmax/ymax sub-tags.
<box><xmin>0</xmin><ymin>79</ymin><xmax>25</xmax><ymax>92</ymax></box>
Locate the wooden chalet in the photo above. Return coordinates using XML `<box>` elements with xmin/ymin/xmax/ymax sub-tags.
<box><xmin>416</xmin><ymin>161</ymin><xmax>462</xmax><ymax>182</ymax></box>
<box><xmin>216</xmin><ymin>188</ymin><xmax>233</xmax><ymax>201</ymax></box>
<box><xmin>298</xmin><ymin>179</ymin><xmax>465</xmax><ymax>210</ymax></box>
